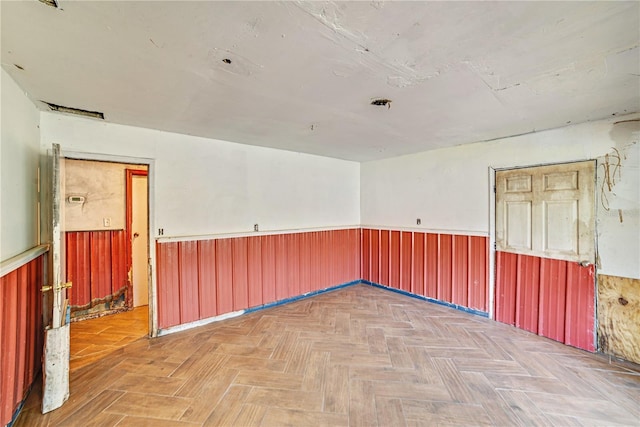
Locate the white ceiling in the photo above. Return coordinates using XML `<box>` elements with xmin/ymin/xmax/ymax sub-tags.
<box><xmin>2</xmin><ymin>1</ymin><xmax>639</xmax><ymax>161</ymax></box>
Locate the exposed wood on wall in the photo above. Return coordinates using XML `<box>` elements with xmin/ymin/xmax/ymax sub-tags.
<box><xmin>598</xmin><ymin>274</ymin><xmax>640</xmax><ymax>364</ymax></box>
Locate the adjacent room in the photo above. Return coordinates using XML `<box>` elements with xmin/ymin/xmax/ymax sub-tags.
<box><xmin>1</xmin><ymin>1</ymin><xmax>639</xmax><ymax>426</ymax></box>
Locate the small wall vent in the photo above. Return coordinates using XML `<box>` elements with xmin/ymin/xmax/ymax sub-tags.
<box><xmin>43</xmin><ymin>102</ymin><xmax>104</xmax><ymax>120</ymax></box>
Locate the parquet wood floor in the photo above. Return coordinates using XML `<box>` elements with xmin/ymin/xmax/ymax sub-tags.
<box><xmin>15</xmin><ymin>284</ymin><xmax>640</xmax><ymax>426</ymax></box>
<box><xmin>69</xmin><ymin>306</ymin><xmax>149</xmax><ymax>371</ymax></box>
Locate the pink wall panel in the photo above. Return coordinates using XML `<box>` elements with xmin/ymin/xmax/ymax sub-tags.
<box><xmin>412</xmin><ymin>233</ymin><xmax>425</xmax><ymax>295</ymax></box>
<box><xmin>0</xmin><ymin>254</ymin><xmax>45</xmax><ymax>427</ymax></box>
<box><xmin>389</xmin><ymin>231</ymin><xmax>401</xmax><ymax>289</ymax></box>
<box><xmin>330</xmin><ymin>230</ymin><xmax>340</xmax><ymax>286</ymax></box>
<box><xmin>362</xmin><ymin>229</ymin><xmax>488</xmax><ymax>314</ymax></box>
<box><xmin>66</xmin><ymin>230</ymin><xmax>129</xmax><ymax>314</ymax></box>
<box><xmin>451</xmin><ymin>235</ymin><xmax>468</xmax><ymax>307</ymax></box>
<box><xmin>320</xmin><ymin>231</ymin><xmax>332</xmax><ymax>290</ymax></box>
<box><xmin>437</xmin><ymin>234</ymin><xmax>452</xmax><ymax>302</ymax></box>
<box><xmin>299</xmin><ymin>232</ymin><xmax>312</xmax><ymax>295</ymax></box>
<box><xmin>361</xmin><ymin>229</ymin><xmax>371</xmax><ymax>282</ymax></box>
<box><xmin>538</xmin><ymin>258</ymin><xmax>567</xmax><ymax>342</ymax></box>
<box><xmin>424</xmin><ymin>234</ymin><xmax>438</xmax><ymax>299</ymax></box>
<box><xmin>468</xmin><ymin>236</ymin><xmax>488</xmax><ymax>312</ymax></box>
<box><xmin>309</xmin><ymin>232</ymin><xmax>322</xmax><ymax>292</ymax></box>
<box><xmin>261</xmin><ymin>235</ymin><xmax>277</xmax><ymax>304</ymax></box>
<box><xmin>380</xmin><ymin>230</ymin><xmax>390</xmax><ymax>286</ymax></box>
<box><xmin>156</xmin><ymin>242</ymin><xmax>181</xmax><ymax>328</ymax></box>
<box><xmin>286</xmin><ymin>233</ymin><xmax>300</xmax><ymax>297</ymax></box>
<box><xmin>515</xmin><ymin>254</ymin><xmax>541</xmax><ymax>334</ymax></box>
<box><xmin>232</xmin><ymin>238</ymin><xmax>249</xmax><ymax>311</ymax></box>
<box><xmin>90</xmin><ymin>231</ymin><xmax>112</xmax><ymax>300</ymax></box>
<box><xmin>1</xmin><ymin>271</ymin><xmax>18</xmax><ymax>424</ymax></box>
<box><xmin>66</xmin><ymin>232</ymin><xmax>90</xmax><ymax>307</ymax></box>
<box><xmin>247</xmin><ymin>237</ymin><xmax>263</xmax><ymax>307</ymax></box>
<box><xmin>495</xmin><ymin>251</ymin><xmax>518</xmax><ymax>325</ymax></box>
<box><xmin>156</xmin><ymin>229</ymin><xmax>361</xmax><ymax>330</ymax></box>
<box><xmin>216</xmin><ymin>239</ymin><xmax>234</xmax><ymax>314</ymax></box>
<box><xmin>400</xmin><ymin>232</ymin><xmax>412</xmax><ymax>292</ymax></box>
<box><xmin>275</xmin><ymin>234</ymin><xmax>289</xmax><ymax>300</ymax></box>
<box><xmin>495</xmin><ymin>251</ymin><xmax>595</xmax><ymax>352</ymax></box>
<box><xmin>110</xmin><ymin>230</ymin><xmax>128</xmax><ymax>304</ymax></box>
<box><xmin>565</xmin><ymin>263</ymin><xmax>595</xmax><ymax>352</ymax></box>
<box><xmin>370</xmin><ymin>230</ymin><xmax>380</xmax><ymax>284</ymax></box>
<box><xmin>197</xmin><ymin>239</ymin><xmax>218</xmax><ymax>319</ymax></box>
<box><xmin>15</xmin><ymin>268</ymin><xmax>28</xmax><ymax>400</ymax></box>
<box><xmin>178</xmin><ymin>240</ymin><xmax>199</xmax><ymax>323</ymax></box>
<box><xmin>352</xmin><ymin>228</ymin><xmax>361</xmax><ymax>280</ymax></box>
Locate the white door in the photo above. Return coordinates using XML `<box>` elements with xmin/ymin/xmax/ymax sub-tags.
<box><xmin>496</xmin><ymin>160</ymin><xmax>595</xmax><ymax>263</ymax></box>
<box><xmin>41</xmin><ymin>143</ymin><xmax>71</xmax><ymax>413</ymax></box>
<box><xmin>132</xmin><ymin>175</ymin><xmax>149</xmax><ymax>307</ymax></box>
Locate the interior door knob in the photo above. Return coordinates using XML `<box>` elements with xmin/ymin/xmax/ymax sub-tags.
<box><xmin>134</xmin><ymin>232</ymin><xmax>140</xmax><ymax>238</ymax></box>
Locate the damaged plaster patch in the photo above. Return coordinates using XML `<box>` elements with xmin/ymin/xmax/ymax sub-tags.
<box><xmin>599</xmin><ymin>120</ymin><xmax>640</xmax><ymax>220</ymax></box>
<box><xmin>294</xmin><ymin>1</ymin><xmax>433</xmax><ymax>88</ymax></box>
<box><xmin>43</xmin><ymin>102</ymin><xmax>104</xmax><ymax>120</ymax></box>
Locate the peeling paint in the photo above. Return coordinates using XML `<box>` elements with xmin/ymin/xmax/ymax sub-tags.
<box><xmin>599</xmin><ymin>120</ymin><xmax>640</xmax><ymax>213</ymax></box>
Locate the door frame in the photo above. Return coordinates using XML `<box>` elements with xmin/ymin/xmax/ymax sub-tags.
<box><xmin>63</xmin><ymin>150</ymin><xmax>158</xmax><ymax>336</ymax></box>
<box><xmin>488</xmin><ymin>159</ymin><xmax>598</xmax><ymax>335</ymax></box>
<box><xmin>126</xmin><ymin>168</ymin><xmax>149</xmax><ymax>309</ymax></box>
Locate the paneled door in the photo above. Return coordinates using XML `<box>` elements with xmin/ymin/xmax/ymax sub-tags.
<box><xmin>495</xmin><ymin>160</ymin><xmax>597</xmax><ymax>351</ymax></box>
<box><xmin>496</xmin><ymin>161</ymin><xmax>595</xmax><ymax>264</ymax></box>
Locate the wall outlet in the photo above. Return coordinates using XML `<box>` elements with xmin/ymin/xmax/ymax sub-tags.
<box><xmin>416</xmin><ymin>218</ymin><xmax>421</xmax><ymax>225</ymax></box>
<box><xmin>254</xmin><ymin>224</ymin><xmax>259</xmax><ymax>232</ymax></box>
<box><xmin>158</xmin><ymin>228</ymin><xmax>164</xmax><ymax>236</ymax></box>
<box><xmin>103</xmin><ymin>217</ymin><xmax>111</xmax><ymax>227</ymax></box>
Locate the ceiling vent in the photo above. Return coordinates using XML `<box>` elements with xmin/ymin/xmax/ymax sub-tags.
<box><xmin>43</xmin><ymin>102</ymin><xmax>104</xmax><ymax>120</ymax></box>
<box><xmin>38</xmin><ymin>0</ymin><xmax>59</xmax><ymax>8</ymax></box>
<box><xmin>371</xmin><ymin>98</ymin><xmax>392</xmax><ymax>109</ymax></box>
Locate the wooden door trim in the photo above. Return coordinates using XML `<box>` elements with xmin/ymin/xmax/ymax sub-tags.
<box><xmin>125</xmin><ymin>169</ymin><xmax>148</xmax><ymax>309</ymax></box>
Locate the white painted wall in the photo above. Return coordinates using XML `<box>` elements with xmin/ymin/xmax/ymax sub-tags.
<box><xmin>361</xmin><ymin>113</ymin><xmax>640</xmax><ymax>279</ymax></box>
<box><xmin>1</xmin><ymin>68</ymin><xmax>41</xmax><ymax>261</ymax></box>
<box><xmin>64</xmin><ymin>159</ymin><xmax>148</xmax><ymax>231</ymax></box>
<box><xmin>40</xmin><ymin>112</ymin><xmax>360</xmax><ymax>238</ymax></box>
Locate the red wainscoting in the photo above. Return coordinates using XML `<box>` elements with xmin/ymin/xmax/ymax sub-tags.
<box><xmin>361</xmin><ymin>229</ymin><xmax>489</xmax><ymax>313</ymax></box>
<box><xmin>0</xmin><ymin>254</ymin><xmax>45</xmax><ymax>427</ymax></box>
<box><xmin>495</xmin><ymin>251</ymin><xmax>595</xmax><ymax>351</ymax></box>
<box><xmin>156</xmin><ymin>229</ymin><xmax>361</xmax><ymax>329</ymax></box>
<box><xmin>66</xmin><ymin>230</ymin><xmax>129</xmax><ymax>316</ymax></box>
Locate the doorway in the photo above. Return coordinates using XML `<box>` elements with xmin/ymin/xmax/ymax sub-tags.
<box><xmin>492</xmin><ymin>160</ymin><xmax>597</xmax><ymax>351</ymax></box>
<box><xmin>63</xmin><ymin>159</ymin><xmax>151</xmax><ymax>369</ymax></box>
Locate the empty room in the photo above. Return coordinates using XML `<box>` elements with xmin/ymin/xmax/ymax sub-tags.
<box><xmin>1</xmin><ymin>1</ymin><xmax>639</xmax><ymax>426</ymax></box>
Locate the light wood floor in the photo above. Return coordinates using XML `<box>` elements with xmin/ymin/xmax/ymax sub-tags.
<box><xmin>70</xmin><ymin>306</ymin><xmax>149</xmax><ymax>371</ymax></box>
<box><xmin>16</xmin><ymin>284</ymin><xmax>640</xmax><ymax>426</ymax></box>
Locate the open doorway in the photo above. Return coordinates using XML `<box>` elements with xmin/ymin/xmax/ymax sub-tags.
<box><xmin>63</xmin><ymin>159</ymin><xmax>150</xmax><ymax>369</ymax></box>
